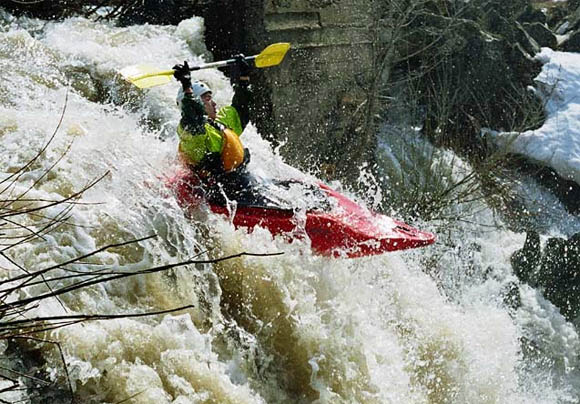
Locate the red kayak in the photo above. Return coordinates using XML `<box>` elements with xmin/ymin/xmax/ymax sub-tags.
<box><xmin>167</xmin><ymin>169</ymin><xmax>435</xmax><ymax>258</ymax></box>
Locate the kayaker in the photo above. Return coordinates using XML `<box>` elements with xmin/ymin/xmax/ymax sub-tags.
<box><xmin>172</xmin><ymin>56</ymin><xmax>254</xmax><ymax>203</ymax></box>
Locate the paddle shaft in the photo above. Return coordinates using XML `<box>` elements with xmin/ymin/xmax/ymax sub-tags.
<box><xmin>143</xmin><ymin>56</ymin><xmax>256</xmax><ymax>80</ymax></box>
<box><xmin>189</xmin><ymin>55</ymin><xmax>256</xmax><ymax>71</ymax></box>
<box><xmin>120</xmin><ymin>43</ymin><xmax>289</xmax><ymax>89</ymax></box>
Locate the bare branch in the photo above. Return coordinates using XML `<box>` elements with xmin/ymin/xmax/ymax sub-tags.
<box><xmin>0</xmin><ymin>250</ymin><xmax>283</xmax><ymax>312</ymax></box>
<box><xmin>0</xmin><ymin>234</ymin><xmax>157</xmax><ymax>297</ymax></box>
<box><xmin>0</xmin><ymin>171</ymin><xmax>109</xmax><ymax>221</ymax></box>
<box><xmin>2</xmin><ymin>305</ymin><xmax>195</xmax><ymax>329</ymax></box>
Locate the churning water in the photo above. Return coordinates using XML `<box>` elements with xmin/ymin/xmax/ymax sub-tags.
<box><xmin>0</xmin><ymin>11</ymin><xmax>579</xmax><ymax>403</ymax></box>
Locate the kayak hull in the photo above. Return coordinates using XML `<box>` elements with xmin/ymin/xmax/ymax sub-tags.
<box><xmin>168</xmin><ymin>170</ymin><xmax>435</xmax><ymax>258</ymax></box>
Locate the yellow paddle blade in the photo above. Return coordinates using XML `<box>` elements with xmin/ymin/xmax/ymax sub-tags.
<box><xmin>119</xmin><ymin>64</ymin><xmax>174</xmax><ymax>89</ymax></box>
<box><xmin>254</xmin><ymin>43</ymin><xmax>291</xmax><ymax>68</ymax></box>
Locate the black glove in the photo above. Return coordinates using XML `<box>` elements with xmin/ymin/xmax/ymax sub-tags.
<box><xmin>173</xmin><ymin>61</ymin><xmax>192</xmax><ymax>89</ymax></box>
<box><xmin>229</xmin><ymin>54</ymin><xmax>251</xmax><ymax>85</ymax></box>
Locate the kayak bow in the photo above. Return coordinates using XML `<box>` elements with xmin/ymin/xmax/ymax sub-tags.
<box><xmin>167</xmin><ymin>170</ymin><xmax>435</xmax><ymax>258</ymax></box>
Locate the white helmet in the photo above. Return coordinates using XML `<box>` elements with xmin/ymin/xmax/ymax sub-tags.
<box><xmin>192</xmin><ymin>81</ymin><xmax>212</xmax><ymax>99</ymax></box>
<box><xmin>176</xmin><ymin>81</ymin><xmax>213</xmax><ymax>107</ymax></box>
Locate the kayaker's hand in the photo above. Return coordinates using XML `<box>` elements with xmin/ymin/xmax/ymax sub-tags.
<box><xmin>234</xmin><ymin>54</ymin><xmax>251</xmax><ymax>77</ymax></box>
<box><xmin>173</xmin><ymin>61</ymin><xmax>192</xmax><ymax>88</ymax></box>
<box><xmin>230</xmin><ymin>54</ymin><xmax>251</xmax><ymax>85</ymax></box>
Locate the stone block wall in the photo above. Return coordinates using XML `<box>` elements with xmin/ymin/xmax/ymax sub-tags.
<box><xmin>203</xmin><ymin>0</ymin><xmax>375</xmax><ymax>167</ymax></box>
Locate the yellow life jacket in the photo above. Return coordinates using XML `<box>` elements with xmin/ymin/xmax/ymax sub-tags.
<box><xmin>221</xmin><ymin>128</ymin><xmax>245</xmax><ymax>171</ymax></box>
<box><xmin>177</xmin><ymin>106</ymin><xmax>244</xmax><ymax>171</ymax></box>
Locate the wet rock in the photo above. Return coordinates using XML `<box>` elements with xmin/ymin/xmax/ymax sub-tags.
<box><xmin>118</xmin><ymin>0</ymin><xmax>178</xmax><ymax>25</ymax></box>
<box><xmin>511</xmin><ymin>232</ymin><xmax>580</xmax><ymax>322</ymax></box>
<box><xmin>552</xmin><ymin>2</ymin><xmax>580</xmax><ymax>35</ymax></box>
<box><xmin>522</xmin><ymin>22</ymin><xmax>558</xmax><ymax>49</ymax></box>
<box><xmin>510</xmin><ymin>231</ymin><xmax>541</xmax><ymax>285</ymax></box>
<box><xmin>485</xmin><ymin>10</ymin><xmax>540</xmax><ymax>57</ymax></box>
<box><xmin>547</xmin><ymin>10</ymin><xmax>568</xmax><ymax>32</ymax></box>
<box><xmin>517</xmin><ymin>5</ymin><xmax>548</xmax><ymax>25</ymax></box>
<box><xmin>468</xmin><ymin>0</ymin><xmax>529</xmax><ymax>20</ymax></box>
<box><xmin>515</xmin><ymin>160</ymin><xmax>580</xmax><ymax>214</ymax></box>
<box><xmin>565</xmin><ymin>1</ymin><xmax>580</xmax><ymax>31</ymax></box>
<box><xmin>559</xmin><ymin>29</ymin><xmax>580</xmax><ymax>52</ymax></box>
<box><xmin>1</xmin><ymin>0</ymin><xmax>78</xmax><ymax>19</ymax></box>
<box><xmin>541</xmin><ymin>237</ymin><xmax>568</xmax><ymax>284</ymax></box>
<box><xmin>502</xmin><ymin>281</ymin><xmax>522</xmax><ymax>312</ymax></box>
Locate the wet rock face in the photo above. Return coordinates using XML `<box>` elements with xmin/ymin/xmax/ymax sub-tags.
<box><xmin>521</xmin><ymin>22</ymin><xmax>558</xmax><ymax>49</ymax></box>
<box><xmin>560</xmin><ymin>30</ymin><xmax>580</xmax><ymax>52</ymax></box>
<box><xmin>512</xmin><ymin>232</ymin><xmax>580</xmax><ymax>322</ymax></box>
<box><xmin>517</xmin><ymin>4</ymin><xmax>548</xmax><ymax>25</ymax></box>
<box><xmin>553</xmin><ymin>1</ymin><xmax>580</xmax><ymax>52</ymax></box>
<box><xmin>511</xmin><ymin>232</ymin><xmax>542</xmax><ymax>283</ymax></box>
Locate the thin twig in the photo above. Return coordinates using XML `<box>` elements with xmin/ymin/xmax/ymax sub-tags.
<box><xmin>9</xmin><ymin>336</ymin><xmax>78</xmax><ymax>403</ymax></box>
<box><xmin>0</xmin><ymin>171</ymin><xmax>109</xmax><ymax>221</ymax></box>
<box><xmin>0</xmin><ymin>250</ymin><xmax>283</xmax><ymax>312</ymax></box>
<box><xmin>0</xmin><ymin>234</ymin><xmax>156</xmax><ymax>289</ymax></box>
<box><xmin>2</xmin><ymin>305</ymin><xmax>195</xmax><ymax>328</ymax></box>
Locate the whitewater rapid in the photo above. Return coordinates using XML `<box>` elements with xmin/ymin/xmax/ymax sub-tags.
<box><xmin>0</xmin><ymin>11</ymin><xmax>579</xmax><ymax>403</ymax></box>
